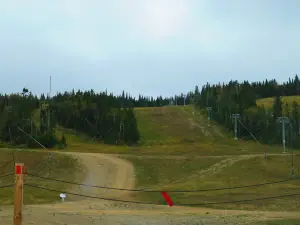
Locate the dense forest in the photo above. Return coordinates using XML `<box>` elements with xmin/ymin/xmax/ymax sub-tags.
<box><xmin>194</xmin><ymin>74</ymin><xmax>300</xmax><ymax>149</ymax></box>
<box><xmin>0</xmin><ymin>88</ymin><xmax>190</xmax><ymax>148</ymax></box>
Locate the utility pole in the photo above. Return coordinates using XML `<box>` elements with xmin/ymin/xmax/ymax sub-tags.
<box><xmin>50</xmin><ymin>76</ymin><xmax>52</xmax><ymax>98</ymax></box>
<box><xmin>277</xmin><ymin>117</ymin><xmax>290</xmax><ymax>153</ymax></box>
<box><xmin>14</xmin><ymin>163</ymin><xmax>24</xmax><ymax>225</ymax></box>
<box><xmin>47</xmin><ymin>76</ymin><xmax>52</xmax><ymax>132</ymax></box>
<box><xmin>232</xmin><ymin>114</ymin><xmax>240</xmax><ymax>140</ymax></box>
<box><xmin>206</xmin><ymin>107</ymin><xmax>212</xmax><ymax>127</ymax></box>
<box><xmin>183</xmin><ymin>95</ymin><xmax>186</xmax><ymax>106</ymax></box>
<box><xmin>290</xmin><ymin>123</ymin><xmax>295</xmax><ymax>175</ymax></box>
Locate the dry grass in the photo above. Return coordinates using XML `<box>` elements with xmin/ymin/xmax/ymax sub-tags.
<box><xmin>126</xmin><ymin>154</ymin><xmax>300</xmax><ymax>211</ymax></box>
<box><xmin>0</xmin><ymin>149</ymin><xmax>84</xmax><ymax>204</ymax></box>
<box><xmin>257</xmin><ymin>219</ymin><xmax>300</xmax><ymax>225</ymax></box>
<box><xmin>134</xmin><ymin>106</ymin><xmax>210</xmax><ymax>145</ymax></box>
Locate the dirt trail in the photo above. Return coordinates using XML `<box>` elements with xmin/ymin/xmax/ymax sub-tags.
<box><xmin>66</xmin><ymin>152</ymin><xmax>135</xmax><ymax>201</ymax></box>
<box><xmin>0</xmin><ymin>152</ymin><xmax>300</xmax><ymax>225</ymax></box>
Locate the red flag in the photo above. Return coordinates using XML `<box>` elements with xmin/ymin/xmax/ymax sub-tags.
<box><xmin>161</xmin><ymin>191</ymin><xmax>174</xmax><ymax>207</ymax></box>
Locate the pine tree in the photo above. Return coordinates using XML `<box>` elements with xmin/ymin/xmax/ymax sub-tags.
<box><xmin>61</xmin><ymin>134</ymin><xmax>67</xmax><ymax>147</ymax></box>
<box><xmin>272</xmin><ymin>95</ymin><xmax>282</xmax><ymax>119</ymax></box>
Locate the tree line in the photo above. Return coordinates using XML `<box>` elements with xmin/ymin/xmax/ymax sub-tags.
<box><xmin>0</xmin><ymin>88</ymin><xmax>192</xmax><ymax>148</ymax></box>
<box><xmin>194</xmin><ymin>75</ymin><xmax>300</xmax><ymax>149</ymax></box>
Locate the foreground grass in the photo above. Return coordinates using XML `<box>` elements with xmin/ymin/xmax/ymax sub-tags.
<box><xmin>121</xmin><ymin>156</ymin><xmax>224</xmax><ymax>188</ymax></box>
<box><xmin>0</xmin><ymin>149</ymin><xmax>84</xmax><ymax>204</ymax></box>
<box><xmin>126</xmin><ymin>155</ymin><xmax>300</xmax><ymax>211</ymax></box>
<box><xmin>254</xmin><ymin>219</ymin><xmax>300</xmax><ymax>225</ymax></box>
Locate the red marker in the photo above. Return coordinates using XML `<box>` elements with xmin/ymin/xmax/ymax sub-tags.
<box><xmin>161</xmin><ymin>191</ymin><xmax>174</xmax><ymax>207</ymax></box>
<box><xmin>15</xmin><ymin>164</ymin><xmax>23</xmax><ymax>174</ymax></box>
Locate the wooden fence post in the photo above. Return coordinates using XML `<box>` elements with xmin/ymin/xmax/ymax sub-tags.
<box><xmin>14</xmin><ymin>163</ymin><xmax>24</xmax><ymax>225</ymax></box>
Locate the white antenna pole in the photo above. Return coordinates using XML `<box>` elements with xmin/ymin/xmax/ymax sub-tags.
<box><xmin>48</xmin><ymin>76</ymin><xmax>51</xmax><ymax>132</ymax></box>
<box><xmin>50</xmin><ymin>76</ymin><xmax>52</xmax><ymax>98</ymax></box>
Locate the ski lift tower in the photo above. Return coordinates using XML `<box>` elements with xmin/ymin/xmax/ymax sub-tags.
<box><xmin>277</xmin><ymin>117</ymin><xmax>290</xmax><ymax>153</ymax></box>
<box><xmin>232</xmin><ymin>113</ymin><xmax>240</xmax><ymax>140</ymax></box>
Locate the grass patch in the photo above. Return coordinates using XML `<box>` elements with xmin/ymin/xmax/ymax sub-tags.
<box><xmin>256</xmin><ymin>96</ymin><xmax>300</xmax><ymax>109</ymax></box>
<box><xmin>122</xmin><ymin>156</ymin><xmax>224</xmax><ymax>188</ymax></box>
<box><xmin>254</xmin><ymin>219</ymin><xmax>300</xmax><ymax>225</ymax></box>
<box><xmin>134</xmin><ymin>105</ymin><xmax>217</xmax><ymax>145</ymax></box>
<box><xmin>55</xmin><ymin>139</ymin><xmax>286</xmax><ymax>157</ymax></box>
<box><xmin>126</xmin><ymin>155</ymin><xmax>300</xmax><ymax>210</ymax></box>
<box><xmin>0</xmin><ymin>149</ymin><xmax>84</xmax><ymax>204</ymax></box>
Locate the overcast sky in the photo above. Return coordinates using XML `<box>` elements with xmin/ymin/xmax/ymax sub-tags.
<box><xmin>0</xmin><ymin>0</ymin><xmax>299</xmax><ymax>97</ymax></box>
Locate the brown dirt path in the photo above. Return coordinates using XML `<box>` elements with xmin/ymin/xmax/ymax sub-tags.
<box><xmin>0</xmin><ymin>152</ymin><xmax>300</xmax><ymax>225</ymax></box>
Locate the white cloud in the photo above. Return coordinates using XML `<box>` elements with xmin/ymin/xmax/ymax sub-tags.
<box><xmin>120</xmin><ymin>0</ymin><xmax>191</xmax><ymax>40</ymax></box>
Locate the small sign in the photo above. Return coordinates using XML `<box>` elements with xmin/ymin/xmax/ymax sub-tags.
<box><xmin>15</xmin><ymin>164</ymin><xmax>23</xmax><ymax>174</ymax></box>
<box><xmin>59</xmin><ymin>193</ymin><xmax>66</xmax><ymax>201</ymax></box>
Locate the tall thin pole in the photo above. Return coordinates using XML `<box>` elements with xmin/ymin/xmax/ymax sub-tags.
<box><xmin>292</xmin><ymin>151</ymin><xmax>294</xmax><ymax>175</ymax></box>
<box><xmin>232</xmin><ymin>114</ymin><xmax>240</xmax><ymax>140</ymax></box>
<box><xmin>282</xmin><ymin>122</ymin><xmax>286</xmax><ymax>153</ymax></box>
<box><xmin>206</xmin><ymin>107</ymin><xmax>212</xmax><ymax>127</ymax></box>
<box><xmin>48</xmin><ymin>76</ymin><xmax>51</xmax><ymax>132</ymax></box>
<box><xmin>290</xmin><ymin>123</ymin><xmax>294</xmax><ymax>175</ymax></box>
<box><xmin>14</xmin><ymin>163</ymin><xmax>24</xmax><ymax>225</ymax></box>
<box><xmin>235</xmin><ymin>117</ymin><xmax>238</xmax><ymax>139</ymax></box>
<box><xmin>277</xmin><ymin>117</ymin><xmax>289</xmax><ymax>153</ymax></box>
<box><xmin>50</xmin><ymin>76</ymin><xmax>51</xmax><ymax>98</ymax></box>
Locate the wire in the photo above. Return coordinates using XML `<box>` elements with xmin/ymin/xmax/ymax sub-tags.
<box><xmin>11</xmin><ymin>150</ymin><xmax>16</xmax><ymax>166</ymax></box>
<box><xmin>25</xmin><ymin>183</ymin><xmax>300</xmax><ymax>206</ymax></box>
<box><xmin>26</xmin><ymin>173</ymin><xmax>155</xmax><ymax>192</ymax></box>
<box><xmin>0</xmin><ymin>184</ymin><xmax>14</xmax><ymax>189</ymax></box>
<box><xmin>26</xmin><ymin>173</ymin><xmax>300</xmax><ymax>193</ymax></box>
<box><xmin>17</xmin><ymin>126</ymin><xmax>52</xmax><ymax>155</ymax></box>
<box><xmin>0</xmin><ymin>160</ymin><xmax>14</xmax><ymax>170</ymax></box>
<box><xmin>8</xmin><ymin>127</ymin><xmax>16</xmax><ymax>166</ymax></box>
<box><xmin>25</xmin><ymin>183</ymin><xmax>155</xmax><ymax>205</ymax></box>
<box><xmin>238</xmin><ymin>119</ymin><xmax>260</xmax><ymax>144</ymax></box>
<box><xmin>16</xmin><ymin>125</ymin><xmax>62</xmax><ymax>174</ymax></box>
<box><xmin>0</xmin><ymin>172</ymin><xmax>14</xmax><ymax>179</ymax></box>
<box><xmin>186</xmin><ymin>193</ymin><xmax>300</xmax><ymax>206</ymax></box>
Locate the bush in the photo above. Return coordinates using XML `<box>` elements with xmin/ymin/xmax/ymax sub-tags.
<box><xmin>27</xmin><ymin>132</ymin><xmax>59</xmax><ymax>148</ymax></box>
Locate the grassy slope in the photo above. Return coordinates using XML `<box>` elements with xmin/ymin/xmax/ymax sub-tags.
<box><xmin>43</xmin><ymin>105</ymin><xmax>281</xmax><ymax>156</ymax></box>
<box><xmin>127</xmin><ymin>106</ymin><xmax>300</xmax><ymax>210</ymax></box>
<box><xmin>18</xmin><ymin>105</ymin><xmax>300</xmax><ymax>211</ymax></box>
<box><xmin>256</xmin><ymin>96</ymin><xmax>300</xmax><ymax>109</ymax></box>
<box><xmin>0</xmin><ymin>149</ymin><xmax>84</xmax><ymax>204</ymax></box>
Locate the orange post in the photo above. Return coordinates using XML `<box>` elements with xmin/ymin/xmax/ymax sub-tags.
<box><xmin>13</xmin><ymin>163</ymin><xmax>24</xmax><ymax>225</ymax></box>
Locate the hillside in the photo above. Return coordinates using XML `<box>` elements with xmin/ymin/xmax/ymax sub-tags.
<box><xmin>256</xmin><ymin>95</ymin><xmax>300</xmax><ymax>109</ymax></box>
<box><xmin>53</xmin><ymin>105</ymin><xmax>281</xmax><ymax>156</ymax></box>
<box><xmin>1</xmin><ymin>104</ymin><xmax>300</xmax><ymax>225</ymax></box>
<box><xmin>134</xmin><ymin>105</ymin><xmax>227</xmax><ymax>145</ymax></box>
<box><xmin>123</xmin><ymin>106</ymin><xmax>300</xmax><ymax>211</ymax></box>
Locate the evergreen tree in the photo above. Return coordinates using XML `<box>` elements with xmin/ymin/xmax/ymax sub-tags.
<box><xmin>273</xmin><ymin>95</ymin><xmax>282</xmax><ymax>119</ymax></box>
